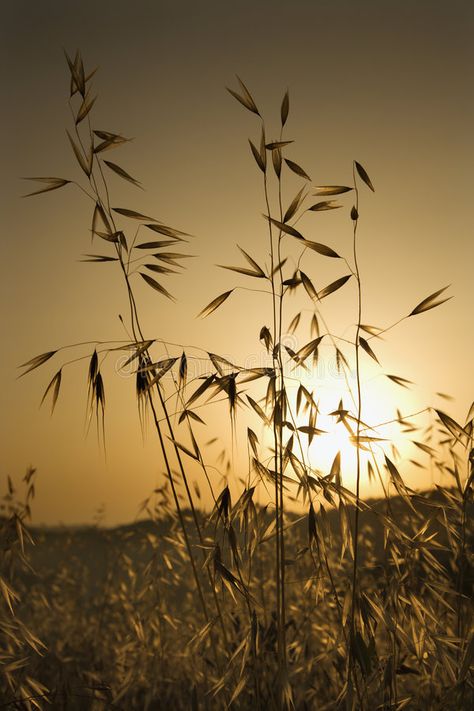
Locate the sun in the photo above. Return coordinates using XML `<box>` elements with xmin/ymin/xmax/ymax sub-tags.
<box><xmin>321</xmin><ymin>416</ymin><xmax>357</xmax><ymax>463</ymax></box>
<box><xmin>286</xmin><ymin>365</ymin><xmax>399</xmax><ymax>494</ymax></box>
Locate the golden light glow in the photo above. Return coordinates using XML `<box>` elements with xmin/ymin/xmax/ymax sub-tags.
<box><xmin>285</xmin><ymin>363</ymin><xmax>400</xmax><ymax>493</ymax></box>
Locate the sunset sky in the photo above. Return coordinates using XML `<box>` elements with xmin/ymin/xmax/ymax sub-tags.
<box><xmin>2</xmin><ymin>0</ymin><xmax>473</xmax><ymax>525</ymax></box>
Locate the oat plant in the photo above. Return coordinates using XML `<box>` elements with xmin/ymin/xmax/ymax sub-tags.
<box><xmin>19</xmin><ymin>50</ymin><xmax>236</xmax><ymax>705</ymax></box>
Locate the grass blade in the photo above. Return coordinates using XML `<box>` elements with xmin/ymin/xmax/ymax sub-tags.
<box><xmin>40</xmin><ymin>369</ymin><xmax>62</xmax><ymax>413</ymax></box>
<box><xmin>265</xmin><ymin>215</ymin><xmax>303</xmax><ymax>240</ymax></box>
<box><xmin>284</xmin><ymin>158</ymin><xmax>310</xmax><ymax>180</ymax></box>
<box><xmin>22</xmin><ymin>177</ymin><xmax>71</xmax><ymax>198</ymax></box>
<box><xmin>359</xmin><ymin>336</ymin><xmax>380</xmax><ymax>364</ymax></box>
<box><xmin>409</xmin><ymin>285</ymin><xmax>451</xmax><ymax>316</ymax></box>
<box><xmin>140</xmin><ymin>272</ymin><xmax>175</xmax><ymax>301</ymax></box>
<box><xmin>299</xmin><ymin>270</ymin><xmax>318</xmax><ymax>300</ymax></box>
<box><xmin>66</xmin><ymin>130</ymin><xmax>92</xmax><ymax>176</ymax></box>
<box><xmin>386</xmin><ymin>374</ymin><xmax>413</xmax><ymax>388</ymax></box>
<box><xmin>113</xmin><ymin>207</ymin><xmax>156</xmax><ymax>221</ymax></box>
<box><xmin>302</xmin><ymin>240</ymin><xmax>340</xmax><ymax>258</ymax></box>
<box><xmin>227</xmin><ymin>76</ymin><xmax>260</xmax><ymax>115</ymax></box>
<box><xmin>197</xmin><ymin>290</ymin><xmax>234</xmax><ymax>318</ymax></box>
<box><xmin>76</xmin><ymin>90</ymin><xmax>97</xmax><ymax>124</ymax></box>
<box><xmin>104</xmin><ymin>160</ymin><xmax>141</xmax><ymax>188</ymax></box>
<box><xmin>19</xmin><ymin>350</ymin><xmax>57</xmax><ymax>376</ymax></box>
<box><xmin>313</xmin><ymin>186</ymin><xmax>352</xmax><ymax>196</ymax></box>
<box><xmin>354</xmin><ymin>161</ymin><xmax>375</xmax><ymax>191</ymax></box>
<box><xmin>249</xmin><ymin>139</ymin><xmax>266</xmax><ymax>172</ymax></box>
<box><xmin>308</xmin><ymin>200</ymin><xmax>341</xmax><ymax>212</ymax></box>
<box><xmin>318</xmin><ymin>274</ymin><xmax>351</xmax><ymax>299</ymax></box>
<box><xmin>281</xmin><ymin>89</ymin><xmax>289</xmax><ymax>127</ymax></box>
<box><xmin>80</xmin><ymin>254</ymin><xmax>119</xmax><ymax>262</ymax></box>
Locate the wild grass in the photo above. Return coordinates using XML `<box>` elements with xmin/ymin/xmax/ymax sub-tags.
<box><xmin>3</xmin><ymin>51</ymin><xmax>473</xmax><ymax>709</ymax></box>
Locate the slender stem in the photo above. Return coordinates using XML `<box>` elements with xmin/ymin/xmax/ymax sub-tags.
<box><xmin>147</xmin><ymin>396</ymin><xmax>209</xmax><ymax>623</ymax></box>
<box><xmin>276</xmin><ymin>145</ymin><xmax>288</xmax><ymax>677</ymax></box>
<box><xmin>261</xmin><ymin>121</ymin><xmax>284</xmax><ymax>689</ymax></box>
<box><xmin>365</xmin><ymin>316</ymin><xmax>406</xmax><ymax>341</ymax></box>
<box><xmin>348</xmin><ymin>161</ymin><xmax>364</xmax><ymax>707</ymax></box>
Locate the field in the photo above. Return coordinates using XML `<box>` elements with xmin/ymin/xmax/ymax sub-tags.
<box><xmin>1</xmin><ymin>478</ymin><xmax>473</xmax><ymax>709</ymax></box>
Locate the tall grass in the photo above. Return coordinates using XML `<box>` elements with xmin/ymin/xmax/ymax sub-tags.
<box><xmin>5</xmin><ymin>51</ymin><xmax>473</xmax><ymax>709</ymax></box>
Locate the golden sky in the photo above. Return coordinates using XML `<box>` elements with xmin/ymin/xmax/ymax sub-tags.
<box><xmin>1</xmin><ymin>1</ymin><xmax>473</xmax><ymax>525</ymax></box>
